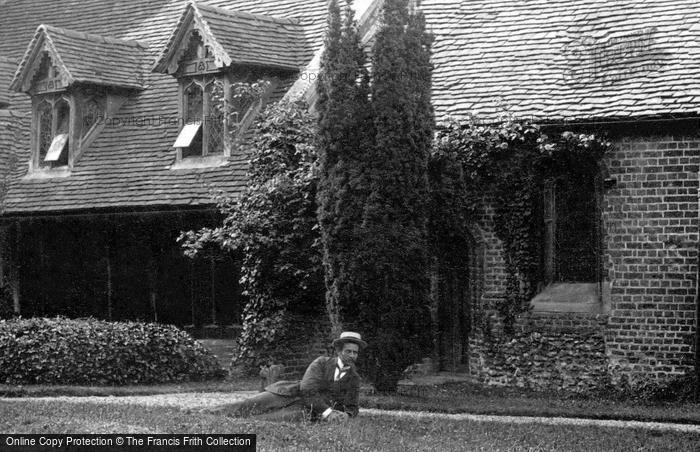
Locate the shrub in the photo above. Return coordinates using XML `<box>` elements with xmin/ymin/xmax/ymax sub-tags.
<box><xmin>0</xmin><ymin>317</ymin><xmax>225</xmax><ymax>385</ymax></box>
<box><xmin>620</xmin><ymin>373</ymin><xmax>699</xmax><ymax>402</ymax></box>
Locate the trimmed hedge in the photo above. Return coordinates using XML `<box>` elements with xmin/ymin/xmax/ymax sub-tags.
<box><xmin>0</xmin><ymin>317</ymin><xmax>225</xmax><ymax>385</ymax></box>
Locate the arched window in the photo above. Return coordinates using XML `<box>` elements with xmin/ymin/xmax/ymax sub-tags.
<box><xmin>171</xmin><ymin>32</ymin><xmax>271</xmax><ymax>163</ymax></box>
<box><xmin>37</xmin><ymin>100</ymin><xmax>52</xmax><ymax>162</ymax></box>
<box><xmin>181</xmin><ymin>79</ymin><xmax>204</xmax><ymax>158</ymax></box>
<box><xmin>175</xmin><ymin>76</ymin><xmax>226</xmax><ymax>158</ymax></box>
<box><xmin>35</xmin><ymin>95</ymin><xmax>71</xmax><ymax>168</ymax></box>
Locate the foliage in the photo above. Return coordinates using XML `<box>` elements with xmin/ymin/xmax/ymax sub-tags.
<box><xmin>0</xmin><ymin>317</ymin><xmax>224</xmax><ymax>384</ymax></box>
<box><xmin>431</xmin><ymin>119</ymin><xmax>611</xmax><ymax>332</ymax></box>
<box><xmin>210</xmin><ymin>79</ymin><xmax>270</xmax><ymax>143</ymax></box>
<box><xmin>180</xmin><ymin>99</ymin><xmax>323</xmax><ymax>371</ymax></box>
<box><xmin>316</xmin><ymin>0</ymin><xmax>373</xmax><ymax>335</ymax></box>
<box><xmin>614</xmin><ymin>372</ymin><xmax>700</xmax><ymax>402</ymax></box>
<box><xmin>351</xmin><ymin>0</ymin><xmax>434</xmax><ymax>391</ymax></box>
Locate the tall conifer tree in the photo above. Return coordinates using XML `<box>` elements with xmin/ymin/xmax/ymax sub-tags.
<box><xmin>358</xmin><ymin>0</ymin><xmax>434</xmax><ymax>391</ymax></box>
<box><xmin>318</xmin><ymin>0</ymin><xmax>433</xmax><ymax>391</ymax></box>
<box><xmin>316</xmin><ymin>0</ymin><xmax>372</xmax><ymax>336</ymax></box>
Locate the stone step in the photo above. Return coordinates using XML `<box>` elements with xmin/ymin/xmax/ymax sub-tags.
<box><xmin>198</xmin><ymin>339</ymin><xmax>238</xmax><ymax>368</ymax></box>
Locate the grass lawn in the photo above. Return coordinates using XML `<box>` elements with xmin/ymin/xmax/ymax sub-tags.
<box><xmin>3</xmin><ymin>378</ymin><xmax>700</xmax><ymax>425</ymax></box>
<box><xmin>0</xmin><ymin>400</ymin><xmax>698</xmax><ymax>452</ymax></box>
<box><xmin>363</xmin><ymin>382</ymin><xmax>700</xmax><ymax>424</ymax></box>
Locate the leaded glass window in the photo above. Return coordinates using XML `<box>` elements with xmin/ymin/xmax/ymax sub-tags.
<box><xmin>205</xmin><ymin>80</ymin><xmax>224</xmax><ymax>155</ymax></box>
<box><xmin>35</xmin><ymin>95</ymin><xmax>71</xmax><ymax>169</ymax></box>
<box><xmin>175</xmin><ymin>75</ymin><xmax>226</xmax><ymax>158</ymax></box>
<box><xmin>37</xmin><ymin>100</ymin><xmax>52</xmax><ymax>162</ymax></box>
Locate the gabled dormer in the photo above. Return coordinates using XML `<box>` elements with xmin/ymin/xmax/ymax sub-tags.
<box><xmin>153</xmin><ymin>1</ymin><xmax>306</xmax><ymax>168</ymax></box>
<box><xmin>10</xmin><ymin>24</ymin><xmax>146</xmax><ymax>176</ymax></box>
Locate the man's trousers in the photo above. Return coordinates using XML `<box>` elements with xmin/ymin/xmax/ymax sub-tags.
<box><xmin>205</xmin><ymin>391</ymin><xmax>308</xmax><ymax>422</ymax></box>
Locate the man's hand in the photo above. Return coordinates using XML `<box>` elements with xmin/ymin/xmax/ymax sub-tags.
<box><xmin>324</xmin><ymin>410</ymin><xmax>350</xmax><ymax>423</ymax></box>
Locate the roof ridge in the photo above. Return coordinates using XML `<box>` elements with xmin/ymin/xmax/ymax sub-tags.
<box><xmin>10</xmin><ymin>22</ymin><xmax>149</xmax><ymax>92</ymax></box>
<box><xmin>38</xmin><ymin>24</ymin><xmax>147</xmax><ymax>49</ymax></box>
<box><xmin>194</xmin><ymin>1</ymin><xmax>300</xmax><ymax>26</ymax></box>
<box><xmin>153</xmin><ymin>0</ymin><xmax>307</xmax><ymax>74</ymax></box>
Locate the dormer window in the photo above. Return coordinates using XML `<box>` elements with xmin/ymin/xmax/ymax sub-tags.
<box><xmin>27</xmin><ymin>53</ymin><xmax>74</xmax><ymax>172</ymax></box>
<box><xmin>171</xmin><ymin>33</ymin><xmax>266</xmax><ymax>163</ymax></box>
<box><xmin>10</xmin><ymin>24</ymin><xmax>146</xmax><ymax>176</ymax></box>
<box><xmin>152</xmin><ymin>2</ymin><xmax>305</xmax><ymax>168</ymax></box>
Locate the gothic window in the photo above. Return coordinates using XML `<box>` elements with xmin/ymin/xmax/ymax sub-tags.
<box><xmin>175</xmin><ymin>76</ymin><xmax>225</xmax><ymax>158</ymax></box>
<box><xmin>35</xmin><ymin>95</ymin><xmax>70</xmax><ymax>168</ymax></box>
<box><xmin>168</xmin><ymin>31</ymin><xmax>275</xmax><ymax>164</ymax></box>
<box><xmin>28</xmin><ymin>53</ymin><xmax>111</xmax><ymax>173</ymax></box>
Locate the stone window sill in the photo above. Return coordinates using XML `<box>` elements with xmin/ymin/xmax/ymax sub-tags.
<box><xmin>24</xmin><ymin>166</ymin><xmax>71</xmax><ymax>179</ymax></box>
<box><xmin>530</xmin><ymin>282</ymin><xmax>610</xmax><ymax>314</ymax></box>
<box><xmin>170</xmin><ymin>155</ymin><xmax>229</xmax><ymax>170</ymax></box>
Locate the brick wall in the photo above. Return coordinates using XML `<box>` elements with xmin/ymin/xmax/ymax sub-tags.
<box><xmin>473</xmin><ymin>197</ymin><xmax>507</xmax><ymax>313</ymax></box>
<box><xmin>276</xmin><ymin>313</ymin><xmax>333</xmax><ymax>379</ymax></box>
<box><xmin>466</xmin><ymin>133</ymin><xmax>699</xmax><ymax>390</ymax></box>
<box><xmin>603</xmin><ymin>135</ymin><xmax>699</xmax><ymax>385</ymax></box>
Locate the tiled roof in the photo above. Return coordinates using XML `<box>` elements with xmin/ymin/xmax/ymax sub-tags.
<box><xmin>422</xmin><ymin>0</ymin><xmax>700</xmax><ymax>123</ymax></box>
<box><xmin>10</xmin><ymin>25</ymin><xmax>148</xmax><ymax>92</ymax></box>
<box><xmin>0</xmin><ymin>57</ymin><xmax>16</xmax><ymax>107</ymax></box>
<box><xmin>2</xmin><ymin>0</ymin><xmax>700</xmax><ymax>215</ymax></box>
<box><xmin>154</xmin><ymin>1</ymin><xmax>307</xmax><ymax>73</ymax></box>
<box><xmin>0</xmin><ymin>0</ymin><xmax>327</xmax><ymax>215</ymax></box>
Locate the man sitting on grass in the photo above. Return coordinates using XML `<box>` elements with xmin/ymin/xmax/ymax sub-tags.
<box><xmin>204</xmin><ymin>331</ymin><xmax>366</xmax><ymax>422</ymax></box>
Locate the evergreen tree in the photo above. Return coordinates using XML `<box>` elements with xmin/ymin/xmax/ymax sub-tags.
<box><xmin>317</xmin><ymin>0</ymin><xmax>434</xmax><ymax>391</ymax></box>
<box><xmin>357</xmin><ymin>0</ymin><xmax>435</xmax><ymax>391</ymax></box>
<box><xmin>316</xmin><ymin>0</ymin><xmax>373</xmax><ymax>337</ymax></box>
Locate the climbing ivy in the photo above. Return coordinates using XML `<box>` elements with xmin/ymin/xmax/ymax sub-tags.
<box><xmin>430</xmin><ymin>118</ymin><xmax>611</xmax><ymax>332</ymax></box>
<box><xmin>179</xmin><ymin>99</ymin><xmax>323</xmax><ymax>371</ymax></box>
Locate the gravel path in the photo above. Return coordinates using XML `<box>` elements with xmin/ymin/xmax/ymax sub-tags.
<box><xmin>2</xmin><ymin>392</ymin><xmax>700</xmax><ymax>433</ymax></box>
<box><xmin>361</xmin><ymin>408</ymin><xmax>700</xmax><ymax>434</ymax></box>
<box><xmin>0</xmin><ymin>391</ymin><xmax>259</xmax><ymax>409</ymax></box>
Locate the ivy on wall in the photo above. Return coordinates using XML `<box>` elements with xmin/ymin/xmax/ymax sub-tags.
<box><xmin>179</xmin><ymin>99</ymin><xmax>324</xmax><ymax>371</ymax></box>
<box><xmin>430</xmin><ymin>118</ymin><xmax>612</xmax><ymax>332</ymax></box>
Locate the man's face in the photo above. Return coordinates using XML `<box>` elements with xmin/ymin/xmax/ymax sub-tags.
<box><xmin>338</xmin><ymin>343</ymin><xmax>359</xmax><ymax>365</ymax></box>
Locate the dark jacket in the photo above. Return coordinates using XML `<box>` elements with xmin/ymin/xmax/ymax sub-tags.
<box><xmin>265</xmin><ymin>356</ymin><xmax>360</xmax><ymax>418</ymax></box>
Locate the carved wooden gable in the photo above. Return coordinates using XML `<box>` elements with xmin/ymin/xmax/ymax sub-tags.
<box><xmin>176</xmin><ymin>31</ymin><xmax>221</xmax><ymax>77</ymax></box>
<box><xmin>29</xmin><ymin>51</ymin><xmax>70</xmax><ymax>94</ymax></box>
<box><xmin>153</xmin><ymin>2</ymin><xmax>231</xmax><ymax>76</ymax></box>
<box><xmin>10</xmin><ymin>24</ymin><xmax>146</xmax><ymax>94</ymax></box>
<box><xmin>153</xmin><ymin>1</ymin><xmax>305</xmax><ymax>76</ymax></box>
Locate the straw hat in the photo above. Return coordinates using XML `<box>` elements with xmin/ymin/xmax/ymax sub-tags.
<box><xmin>332</xmin><ymin>331</ymin><xmax>367</xmax><ymax>350</ymax></box>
